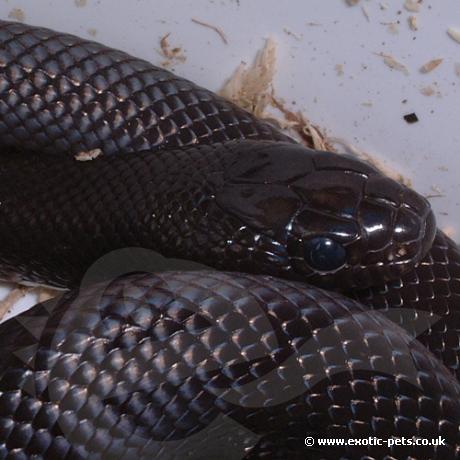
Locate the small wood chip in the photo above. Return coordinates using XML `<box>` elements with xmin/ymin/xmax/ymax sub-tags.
<box><xmin>447</xmin><ymin>27</ymin><xmax>460</xmax><ymax>44</ymax></box>
<box><xmin>74</xmin><ymin>148</ymin><xmax>103</xmax><ymax>161</ymax></box>
<box><xmin>383</xmin><ymin>22</ymin><xmax>399</xmax><ymax>34</ymax></box>
<box><xmin>404</xmin><ymin>113</ymin><xmax>419</xmax><ymax>124</ymax></box>
<box><xmin>8</xmin><ymin>8</ymin><xmax>25</xmax><ymax>22</ymax></box>
<box><xmin>408</xmin><ymin>16</ymin><xmax>418</xmax><ymax>31</ymax></box>
<box><xmin>420</xmin><ymin>58</ymin><xmax>443</xmax><ymax>74</ymax></box>
<box><xmin>376</xmin><ymin>53</ymin><xmax>409</xmax><ymax>75</ymax></box>
<box><xmin>219</xmin><ymin>38</ymin><xmax>277</xmax><ymax>118</ymax></box>
<box><xmin>74</xmin><ymin>0</ymin><xmax>87</xmax><ymax>7</ymax></box>
<box><xmin>346</xmin><ymin>0</ymin><xmax>360</xmax><ymax>5</ymax></box>
<box><xmin>158</xmin><ymin>33</ymin><xmax>186</xmax><ymax>67</ymax></box>
<box><xmin>404</xmin><ymin>0</ymin><xmax>421</xmax><ymax>13</ymax></box>
<box><xmin>87</xmin><ymin>28</ymin><xmax>98</xmax><ymax>37</ymax></box>
<box><xmin>420</xmin><ymin>85</ymin><xmax>435</xmax><ymax>96</ymax></box>
<box><xmin>191</xmin><ymin>18</ymin><xmax>228</xmax><ymax>44</ymax></box>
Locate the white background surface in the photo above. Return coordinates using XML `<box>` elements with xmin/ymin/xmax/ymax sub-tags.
<box><xmin>0</xmin><ymin>0</ymin><xmax>459</xmax><ymax>320</ymax></box>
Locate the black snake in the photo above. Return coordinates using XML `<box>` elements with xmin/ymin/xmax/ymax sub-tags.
<box><xmin>0</xmin><ymin>20</ymin><xmax>458</xmax><ymax>459</ymax></box>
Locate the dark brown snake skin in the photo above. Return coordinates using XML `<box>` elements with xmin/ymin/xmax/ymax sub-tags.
<box><xmin>0</xmin><ymin>19</ymin><xmax>458</xmax><ymax>459</ymax></box>
<box><xmin>1</xmin><ymin>272</ymin><xmax>460</xmax><ymax>460</ymax></box>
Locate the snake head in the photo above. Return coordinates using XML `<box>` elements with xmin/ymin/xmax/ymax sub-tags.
<box><xmin>214</xmin><ymin>141</ymin><xmax>436</xmax><ymax>290</ymax></box>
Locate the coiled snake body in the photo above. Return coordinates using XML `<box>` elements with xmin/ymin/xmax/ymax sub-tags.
<box><xmin>0</xmin><ymin>20</ymin><xmax>458</xmax><ymax>459</ymax></box>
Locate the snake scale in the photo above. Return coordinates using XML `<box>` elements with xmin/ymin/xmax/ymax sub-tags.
<box><xmin>0</xmin><ymin>20</ymin><xmax>458</xmax><ymax>459</ymax></box>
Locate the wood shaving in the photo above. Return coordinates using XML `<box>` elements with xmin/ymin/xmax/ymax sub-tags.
<box><xmin>404</xmin><ymin>0</ymin><xmax>421</xmax><ymax>13</ymax></box>
<box><xmin>408</xmin><ymin>16</ymin><xmax>418</xmax><ymax>31</ymax></box>
<box><xmin>335</xmin><ymin>64</ymin><xmax>344</xmax><ymax>76</ymax></box>
<box><xmin>420</xmin><ymin>85</ymin><xmax>435</xmax><ymax>96</ymax></box>
<box><xmin>447</xmin><ymin>27</ymin><xmax>460</xmax><ymax>44</ymax></box>
<box><xmin>0</xmin><ymin>287</ymin><xmax>28</xmax><ymax>321</ymax></box>
<box><xmin>270</xmin><ymin>96</ymin><xmax>332</xmax><ymax>151</ymax></box>
<box><xmin>420</xmin><ymin>58</ymin><xmax>443</xmax><ymax>74</ymax></box>
<box><xmin>74</xmin><ymin>148</ymin><xmax>103</xmax><ymax>161</ymax></box>
<box><xmin>191</xmin><ymin>18</ymin><xmax>228</xmax><ymax>44</ymax></box>
<box><xmin>8</xmin><ymin>8</ymin><xmax>25</xmax><ymax>22</ymax></box>
<box><xmin>382</xmin><ymin>22</ymin><xmax>400</xmax><ymax>34</ymax></box>
<box><xmin>87</xmin><ymin>28</ymin><xmax>98</xmax><ymax>37</ymax></box>
<box><xmin>219</xmin><ymin>38</ymin><xmax>277</xmax><ymax>118</ymax></box>
<box><xmin>74</xmin><ymin>0</ymin><xmax>87</xmax><ymax>7</ymax></box>
<box><xmin>220</xmin><ymin>39</ymin><xmax>330</xmax><ymax>151</ymax></box>
<box><xmin>346</xmin><ymin>0</ymin><xmax>360</xmax><ymax>5</ymax></box>
<box><xmin>376</xmin><ymin>52</ymin><xmax>409</xmax><ymax>75</ymax></box>
<box><xmin>158</xmin><ymin>33</ymin><xmax>186</xmax><ymax>68</ymax></box>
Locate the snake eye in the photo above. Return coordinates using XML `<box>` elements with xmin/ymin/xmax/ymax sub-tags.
<box><xmin>303</xmin><ymin>237</ymin><xmax>347</xmax><ymax>272</ymax></box>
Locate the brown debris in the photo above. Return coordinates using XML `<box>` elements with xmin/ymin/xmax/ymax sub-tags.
<box><xmin>404</xmin><ymin>113</ymin><xmax>419</xmax><ymax>124</ymax></box>
<box><xmin>8</xmin><ymin>8</ymin><xmax>25</xmax><ymax>22</ymax></box>
<box><xmin>158</xmin><ymin>33</ymin><xmax>186</xmax><ymax>68</ymax></box>
<box><xmin>191</xmin><ymin>18</ymin><xmax>228</xmax><ymax>44</ymax></box>
<box><xmin>87</xmin><ymin>28</ymin><xmax>98</xmax><ymax>37</ymax></box>
<box><xmin>345</xmin><ymin>0</ymin><xmax>360</xmax><ymax>5</ymax></box>
<box><xmin>74</xmin><ymin>0</ymin><xmax>87</xmax><ymax>7</ymax></box>
<box><xmin>376</xmin><ymin>53</ymin><xmax>409</xmax><ymax>75</ymax></box>
<box><xmin>419</xmin><ymin>58</ymin><xmax>443</xmax><ymax>74</ymax></box>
